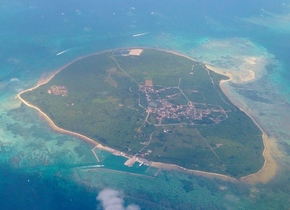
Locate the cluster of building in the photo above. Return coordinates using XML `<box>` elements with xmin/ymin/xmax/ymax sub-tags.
<box><xmin>139</xmin><ymin>80</ymin><xmax>224</xmax><ymax>125</ymax></box>
<box><xmin>149</xmin><ymin>99</ymin><xmax>223</xmax><ymax>125</ymax></box>
<box><xmin>47</xmin><ymin>85</ymin><xmax>68</xmax><ymax>96</ymax></box>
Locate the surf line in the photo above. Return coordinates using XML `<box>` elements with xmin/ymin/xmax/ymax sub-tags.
<box><xmin>56</xmin><ymin>48</ymin><xmax>71</xmax><ymax>56</ymax></box>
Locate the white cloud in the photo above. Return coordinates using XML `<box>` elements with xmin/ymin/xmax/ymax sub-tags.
<box><xmin>97</xmin><ymin>189</ymin><xmax>140</xmax><ymax>210</ymax></box>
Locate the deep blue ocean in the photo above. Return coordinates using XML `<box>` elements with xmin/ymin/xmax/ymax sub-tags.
<box><xmin>1</xmin><ymin>0</ymin><xmax>290</xmax><ymax>209</ymax></box>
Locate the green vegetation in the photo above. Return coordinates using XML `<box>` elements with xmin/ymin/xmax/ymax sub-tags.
<box><xmin>20</xmin><ymin>48</ymin><xmax>264</xmax><ymax>177</ymax></box>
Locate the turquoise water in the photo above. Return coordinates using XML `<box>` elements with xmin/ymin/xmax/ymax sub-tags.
<box><xmin>1</xmin><ymin>0</ymin><xmax>290</xmax><ymax>209</ymax></box>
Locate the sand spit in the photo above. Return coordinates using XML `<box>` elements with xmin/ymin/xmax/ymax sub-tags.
<box><xmin>205</xmin><ymin>64</ymin><xmax>256</xmax><ymax>83</ymax></box>
<box><xmin>17</xmin><ymin>47</ymin><xmax>275</xmax><ymax>184</ymax></box>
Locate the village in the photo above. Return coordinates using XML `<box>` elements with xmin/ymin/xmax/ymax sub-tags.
<box><xmin>47</xmin><ymin>85</ymin><xmax>68</xmax><ymax>96</ymax></box>
<box><xmin>139</xmin><ymin>80</ymin><xmax>227</xmax><ymax>126</ymax></box>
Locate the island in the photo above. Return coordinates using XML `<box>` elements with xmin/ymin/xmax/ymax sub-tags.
<box><xmin>19</xmin><ymin>48</ymin><xmax>264</xmax><ymax>178</ymax></box>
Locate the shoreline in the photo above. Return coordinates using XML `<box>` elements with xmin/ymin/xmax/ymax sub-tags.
<box><xmin>17</xmin><ymin>47</ymin><xmax>275</xmax><ymax>184</ymax></box>
<box><xmin>17</xmin><ymin>89</ymin><xmax>130</xmax><ymax>159</ymax></box>
<box><xmin>205</xmin><ymin>64</ymin><xmax>278</xmax><ymax>183</ymax></box>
